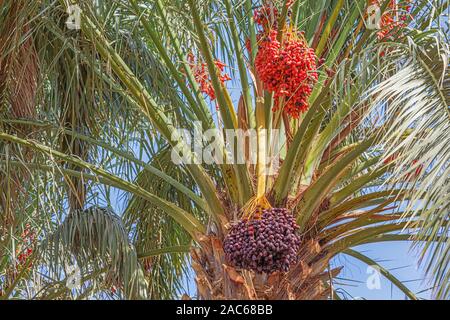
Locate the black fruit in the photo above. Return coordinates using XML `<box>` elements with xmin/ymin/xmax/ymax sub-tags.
<box><xmin>223</xmin><ymin>208</ymin><xmax>301</xmax><ymax>274</ymax></box>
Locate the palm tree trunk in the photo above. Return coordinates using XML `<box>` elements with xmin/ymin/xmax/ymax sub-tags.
<box><xmin>191</xmin><ymin>235</ymin><xmax>340</xmax><ymax>300</ymax></box>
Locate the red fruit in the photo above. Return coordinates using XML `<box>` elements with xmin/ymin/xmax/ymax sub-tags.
<box><xmin>254</xmin><ymin>5</ymin><xmax>279</xmax><ymax>30</ymax></box>
<box><xmin>285</xmin><ymin>0</ymin><xmax>295</xmax><ymax>8</ymax></box>
<box><xmin>370</xmin><ymin>0</ymin><xmax>412</xmax><ymax>42</ymax></box>
<box><xmin>187</xmin><ymin>53</ymin><xmax>231</xmax><ymax>101</ymax></box>
<box><xmin>18</xmin><ymin>253</ymin><xmax>25</xmax><ymax>264</ymax></box>
<box><xmin>384</xmin><ymin>155</ymin><xmax>424</xmax><ymax>180</ymax></box>
<box><xmin>383</xmin><ymin>153</ymin><xmax>398</xmax><ymax>164</ymax></box>
<box><xmin>255</xmin><ymin>29</ymin><xmax>318</xmax><ymax>118</ymax></box>
<box><xmin>406</xmin><ymin>160</ymin><xmax>423</xmax><ymax>180</ymax></box>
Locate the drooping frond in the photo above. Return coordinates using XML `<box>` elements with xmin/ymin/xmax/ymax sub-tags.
<box><xmin>124</xmin><ymin>147</ymin><xmax>200</xmax><ymax>299</ymax></box>
<box><xmin>368</xmin><ymin>31</ymin><xmax>449</xmax><ymax>299</ymax></box>
<box><xmin>39</xmin><ymin>206</ymin><xmax>148</xmax><ymax>299</ymax></box>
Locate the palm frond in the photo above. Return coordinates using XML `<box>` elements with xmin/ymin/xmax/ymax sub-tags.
<box><xmin>40</xmin><ymin>206</ymin><xmax>148</xmax><ymax>299</ymax></box>
<box><xmin>368</xmin><ymin>31</ymin><xmax>449</xmax><ymax>299</ymax></box>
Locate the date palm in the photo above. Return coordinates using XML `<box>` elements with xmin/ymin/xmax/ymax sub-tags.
<box><xmin>0</xmin><ymin>0</ymin><xmax>448</xmax><ymax>300</ymax></box>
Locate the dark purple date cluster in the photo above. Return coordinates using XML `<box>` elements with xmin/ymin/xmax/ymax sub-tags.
<box><xmin>223</xmin><ymin>208</ymin><xmax>301</xmax><ymax>273</ymax></box>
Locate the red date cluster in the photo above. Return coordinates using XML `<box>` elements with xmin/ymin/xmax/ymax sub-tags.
<box><xmin>17</xmin><ymin>224</ymin><xmax>35</xmax><ymax>266</ymax></box>
<box><xmin>187</xmin><ymin>53</ymin><xmax>231</xmax><ymax>101</ymax></box>
<box><xmin>223</xmin><ymin>208</ymin><xmax>301</xmax><ymax>274</ymax></box>
<box><xmin>254</xmin><ymin>5</ymin><xmax>279</xmax><ymax>30</ymax></box>
<box><xmin>0</xmin><ymin>224</ymin><xmax>35</xmax><ymax>297</ymax></box>
<box><xmin>371</xmin><ymin>0</ymin><xmax>412</xmax><ymax>40</ymax></box>
<box><xmin>255</xmin><ymin>29</ymin><xmax>318</xmax><ymax>118</ymax></box>
<box><xmin>253</xmin><ymin>0</ymin><xmax>297</xmax><ymax>30</ymax></box>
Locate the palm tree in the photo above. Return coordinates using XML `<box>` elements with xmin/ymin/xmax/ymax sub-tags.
<box><xmin>0</xmin><ymin>0</ymin><xmax>448</xmax><ymax>300</ymax></box>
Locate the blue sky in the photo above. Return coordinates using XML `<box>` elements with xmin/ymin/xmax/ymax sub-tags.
<box><xmin>333</xmin><ymin>242</ymin><xmax>431</xmax><ymax>299</ymax></box>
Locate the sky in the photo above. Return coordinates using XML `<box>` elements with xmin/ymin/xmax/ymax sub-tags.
<box><xmin>333</xmin><ymin>242</ymin><xmax>432</xmax><ymax>299</ymax></box>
